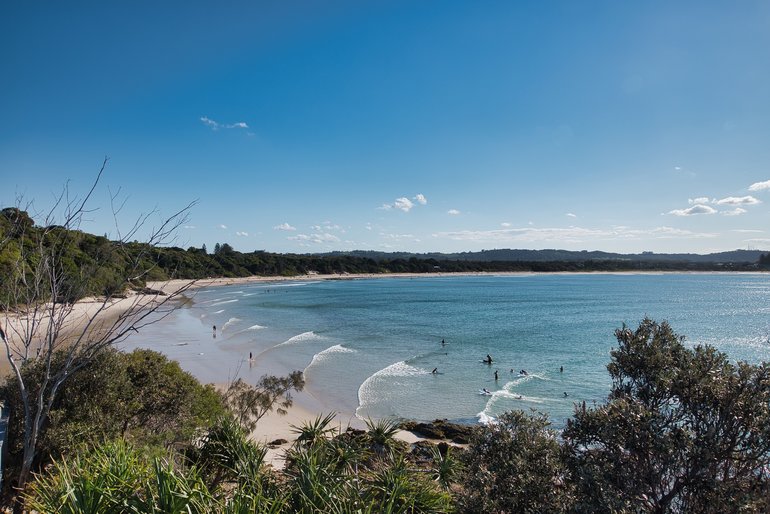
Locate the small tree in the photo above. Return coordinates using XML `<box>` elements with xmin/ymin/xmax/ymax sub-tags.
<box><xmin>223</xmin><ymin>372</ymin><xmax>305</xmax><ymax>433</ymax></box>
<box><xmin>459</xmin><ymin>410</ymin><xmax>574</xmax><ymax>513</ymax></box>
<box><xmin>0</xmin><ymin>159</ymin><xmax>196</xmax><ymax>503</ymax></box>
<box><xmin>564</xmin><ymin>318</ymin><xmax>770</xmax><ymax>512</ymax></box>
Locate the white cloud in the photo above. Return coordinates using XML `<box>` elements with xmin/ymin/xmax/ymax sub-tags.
<box><xmin>380</xmin><ymin>232</ymin><xmax>417</xmax><ymax>240</ymax></box>
<box><xmin>668</xmin><ymin>205</ymin><xmax>717</xmax><ymax>216</ymax></box>
<box><xmin>288</xmin><ymin>233</ymin><xmax>341</xmax><ymax>244</ymax></box>
<box><xmin>235</xmin><ymin>231</ymin><xmax>248</xmax><ymax>236</ymax></box>
<box><xmin>365</xmin><ymin>223</ymin><xmax>373</xmax><ymax>231</ymax></box>
<box><xmin>433</xmin><ymin>225</ymin><xmax>716</xmax><ymax>244</ymax></box>
<box><xmin>715</xmin><ymin>195</ymin><xmax>761</xmax><ymax>206</ymax></box>
<box><xmin>394</xmin><ymin>197</ymin><xmax>414</xmax><ymax>212</ymax></box>
<box><xmin>748</xmin><ymin>180</ymin><xmax>770</xmax><ymax>192</ymax></box>
<box><xmin>312</xmin><ymin>222</ymin><xmax>342</xmax><ymax>232</ymax></box>
<box><xmin>688</xmin><ymin>197</ymin><xmax>711</xmax><ymax>205</ymax></box>
<box><xmin>721</xmin><ymin>207</ymin><xmax>747</xmax><ymax>216</ymax></box>
<box><xmin>500</xmin><ymin>222</ymin><xmax>511</xmax><ymax>227</ymax></box>
<box><xmin>200</xmin><ymin>116</ymin><xmax>249</xmax><ymax>131</ymax></box>
<box><xmin>218</xmin><ymin>224</ymin><xmax>228</xmax><ymax>229</ymax></box>
<box><xmin>183</xmin><ymin>225</ymin><xmax>196</xmax><ymax>229</ymax></box>
<box><xmin>566</xmin><ymin>213</ymin><xmax>577</xmax><ymax>218</ymax></box>
<box><xmin>274</xmin><ymin>223</ymin><xmax>296</xmax><ymax>231</ymax></box>
<box><xmin>732</xmin><ymin>229</ymin><xmax>764</xmax><ymax>233</ymax></box>
<box><xmin>200</xmin><ymin>116</ymin><xmax>218</xmax><ymax>128</ymax></box>
<box><xmin>447</xmin><ymin>209</ymin><xmax>461</xmax><ymax>215</ymax></box>
<box><xmin>381</xmin><ymin>194</ymin><xmax>427</xmax><ymax>212</ymax></box>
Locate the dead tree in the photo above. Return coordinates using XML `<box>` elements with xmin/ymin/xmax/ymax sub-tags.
<box><xmin>0</xmin><ymin>158</ymin><xmax>196</xmax><ymax>501</ymax></box>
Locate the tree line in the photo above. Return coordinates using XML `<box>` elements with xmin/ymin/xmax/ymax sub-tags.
<box><xmin>2</xmin><ymin>207</ymin><xmax>767</xmax><ymax>307</ymax></box>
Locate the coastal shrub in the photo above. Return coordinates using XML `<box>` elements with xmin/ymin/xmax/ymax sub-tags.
<box><xmin>563</xmin><ymin>318</ymin><xmax>770</xmax><ymax>513</ymax></box>
<box><xmin>458</xmin><ymin>410</ymin><xmax>574</xmax><ymax>513</ymax></box>
<box><xmin>0</xmin><ymin>347</ymin><xmax>225</xmax><ymax>484</ymax></box>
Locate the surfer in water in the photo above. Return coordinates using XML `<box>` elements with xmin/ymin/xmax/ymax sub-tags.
<box><xmin>432</xmin><ymin>367</ymin><xmax>438</xmax><ymax>374</ymax></box>
<box><xmin>484</xmin><ymin>354</ymin><xmax>493</xmax><ymax>364</ymax></box>
<box><xmin>494</xmin><ymin>370</ymin><xmax>499</xmax><ymax>381</ymax></box>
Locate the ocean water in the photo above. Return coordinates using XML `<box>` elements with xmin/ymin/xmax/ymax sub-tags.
<box><xmin>121</xmin><ymin>274</ymin><xmax>770</xmax><ymax>428</ymax></box>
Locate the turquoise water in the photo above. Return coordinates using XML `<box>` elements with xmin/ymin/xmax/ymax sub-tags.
<box><xmin>122</xmin><ymin>274</ymin><xmax>770</xmax><ymax>428</ymax></box>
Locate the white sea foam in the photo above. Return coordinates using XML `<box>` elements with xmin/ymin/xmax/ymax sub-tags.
<box><xmin>274</xmin><ymin>331</ymin><xmax>324</xmax><ymax>348</ymax></box>
<box><xmin>305</xmin><ymin>344</ymin><xmax>356</xmax><ymax>372</ymax></box>
<box><xmin>211</xmin><ymin>309</ymin><xmax>225</xmax><ymax>314</ymax></box>
<box><xmin>211</xmin><ymin>299</ymin><xmax>239</xmax><ymax>307</ymax></box>
<box><xmin>477</xmin><ymin>411</ymin><xmax>496</xmax><ymax>425</ymax></box>
<box><xmin>246</xmin><ymin>324</ymin><xmax>265</xmax><ymax>331</ymax></box>
<box><xmin>221</xmin><ymin>317</ymin><xmax>241</xmax><ymax>331</ymax></box>
<box><xmin>356</xmin><ymin>361</ymin><xmax>427</xmax><ymax>418</ymax></box>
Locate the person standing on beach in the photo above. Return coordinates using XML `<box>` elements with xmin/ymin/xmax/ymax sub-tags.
<box><xmin>212</xmin><ymin>325</ymin><xmax>217</xmax><ymax>338</ymax></box>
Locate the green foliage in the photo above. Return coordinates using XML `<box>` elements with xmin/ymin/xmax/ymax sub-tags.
<box><xmin>430</xmin><ymin>445</ymin><xmax>463</xmax><ymax>491</ymax></box>
<box><xmin>759</xmin><ymin>252</ymin><xmax>770</xmax><ymax>269</ymax></box>
<box><xmin>459</xmin><ymin>410</ymin><xmax>573</xmax><ymax>513</ymax></box>
<box><xmin>223</xmin><ymin>371</ymin><xmax>305</xmax><ymax>432</ymax></box>
<box><xmin>0</xmin><ymin>348</ymin><xmax>225</xmax><ymax>480</ymax></box>
<box><xmin>25</xmin><ymin>440</ymin><xmax>216</xmax><ymax>514</ymax></box>
<box><xmin>290</xmin><ymin>412</ymin><xmax>339</xmax><ymax>447</ymax></box>
<box><xmin>364</xmin><ymin>417</ymin><xmax>402</xmax><ymax>457</ymax></box>
<box><xmin>364</xmin><ymin>457</ymin><xmax>454</xmax><ymax>514</ymax></box>
<box><xmin>193</xmin><ymin>416</ymin><xmax>272</xmax><ymax>496</ymax></box>
<box><xmin>564</xmin><ymin>318</ymin><xmax>770</xmax><ymax>513</ymax></box>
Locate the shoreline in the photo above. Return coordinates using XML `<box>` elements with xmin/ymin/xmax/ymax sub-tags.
<box><xmin>151</xmin><ymin>268</ymin><xmax>769</xmax><ymax>297</ymax></box>
<box><xmin>3</xmin><ymin>270</ymin><xmax>766</xmax><ymax>467</ymax></box>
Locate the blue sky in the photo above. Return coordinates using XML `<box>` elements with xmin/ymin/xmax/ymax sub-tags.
<box><xmin>2</xmin><ymin>1</ymin><xmax>770</xmax><ymax>254</ymax></box>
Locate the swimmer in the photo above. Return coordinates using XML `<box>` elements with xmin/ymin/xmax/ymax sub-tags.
<box><xmin>564</xmin><ymin>391</ymin><xmax>569</xmax><ymax>397</ymax></box>
<box><xmin>560</xmin><ymin>365</ymin><xmax>563</xmax><ymax>373</ymax></box>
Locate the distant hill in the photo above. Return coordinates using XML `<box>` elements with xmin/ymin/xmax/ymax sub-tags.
<box><xmin>318</xmin><ymin>249</ymin><xmax>768</xmax><ymax>264</ymax></box>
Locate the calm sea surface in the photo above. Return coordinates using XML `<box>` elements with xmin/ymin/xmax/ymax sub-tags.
<box><xmin>122</xmin><ymin>273</ymin><xmax>770</xmax><ymax>428</ymax></box>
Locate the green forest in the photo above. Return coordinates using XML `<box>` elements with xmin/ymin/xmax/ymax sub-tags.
<box><xmin>1</xmin><ymin>207</ymin><xmax>767</xmax><ymax>306</ymax></box>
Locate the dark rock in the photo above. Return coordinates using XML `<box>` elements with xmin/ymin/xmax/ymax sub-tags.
<box><xmin>399</xmin><ymin>418</ymin><xmax>475</xmax><ymax>442</ymax></box>
<box><xmin>268</xmin><ymin>438</ymin><xmax>288</xmax><ymax>447</ymax></box>
<box><xmin>135</xmin><ymin>287</ymin><xmax>167</xmax><ymax>296</ymax></box>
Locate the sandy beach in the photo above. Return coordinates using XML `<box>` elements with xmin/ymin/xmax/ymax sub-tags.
<box><xmin>0</xmin><ymin>272</ymin><xmax>476</xmax><ymax>467</ymax></box>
